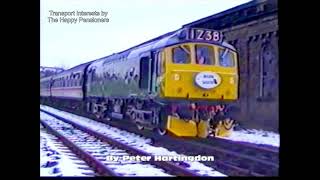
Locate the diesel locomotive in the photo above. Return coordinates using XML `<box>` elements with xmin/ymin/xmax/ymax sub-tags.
<box><xmin>40</xmin><ymin>27</ymin><xmax>239</xmax><ymax>138</ymax></box>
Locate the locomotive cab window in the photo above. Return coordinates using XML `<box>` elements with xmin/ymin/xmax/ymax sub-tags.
<box><xmin>195</xmin><ymin>45</ymin><xmax>214</xmax><ymax>65</ymax></box>
<box><xmin>219</xmin><ymin>48</ymin><xmax>235</xmax><ymax>67</ymax></box>
<box><xmin>172</xmin><ymin>45</ymin><xmax>191</xmax><ymax>64</ymax></box>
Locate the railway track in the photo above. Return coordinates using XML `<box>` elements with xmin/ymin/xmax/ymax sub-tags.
<box><xmin>171</xmin><ymin>137</ymin><xmax>279</xmax><ymax>176</ymax></box>
<box><xmin>201</xmin><ymin>137</ymin><xmax>278</xmax><ymax>163</ymax></box>
<box><xmin>40</xmin><ymin>111</ymin><xmax>207</xmax><ymax>176</ymax></box>
<box><xmin>40</xmin><ymin>124</ymin><xmax>96</xmax><ymax>176</ymax></box>
<box><xmin>40</xmin><ymin>104</ymin><xmax>279</xmax><ymax>176</ymax></box>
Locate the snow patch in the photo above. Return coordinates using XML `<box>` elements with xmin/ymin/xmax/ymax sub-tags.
<box><xmin>221</xmin><ymin>129</ymin><xmax>279</xmax><ymax>147</ymax></box>
<box><xmin>40</xmin><ymin>125</ymin><xmax>93</xmax><ymax>176</ymax></box>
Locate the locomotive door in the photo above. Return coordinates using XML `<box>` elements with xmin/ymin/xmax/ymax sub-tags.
<box><xmin>151</xmin><ymin>51</ymin><xmax>161</xmax><ymax>93</ymax></box>
<box><xmin>139</xmin><ymin>56</ymin><xmax>151</xmax><ymax>91</ymax></box>
<box><xmin>139</xmin><ymin>52</ymin><xmax>157</xmax><ymax>94</ymax></box>
<box><xmin>150</xmin><ymin>51</ymin><xmax>157</xmax><ymax>93</ymax></box>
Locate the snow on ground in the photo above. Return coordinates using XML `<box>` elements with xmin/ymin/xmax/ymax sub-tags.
<box><xmin>40</xmin><ymin>125</ymin><xmax>93</xmax><ymax>176</ymax></box>
<box><xmin>40</xmin><ymin>105</ymin><xmax>226</xmax><ymax>177</ymax></box>
<box><xmin>41</xmin><ymin>113</ymin><xmax>172</xmax><ymax>177</ymax></box>
<box><xmin>220</xmin><ymin>129</ymin><xmax>279</xmax><ymax>147</ymax></box>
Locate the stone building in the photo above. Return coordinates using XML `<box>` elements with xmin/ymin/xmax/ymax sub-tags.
<box><xmin>184</xmin><ymin>0</ymin><xmax>278</xmax><ymax>131</ymax></box>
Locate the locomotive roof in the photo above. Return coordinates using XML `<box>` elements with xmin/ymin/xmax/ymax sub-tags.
<box><xmin>40</xmin><ymin>27</ymin><xmax>236</xmax><ymax>81</ymax></box>
<box><xmin>90</xmin><ymin>27</ymin><xmax>236</xmax><ymax>66</ymax></box>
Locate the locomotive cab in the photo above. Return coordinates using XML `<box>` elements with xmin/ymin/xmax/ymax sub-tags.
<box><xmin>158</xmin><ymin>43</ymin><xmax>238</xmax><ymax>100</ymax></box>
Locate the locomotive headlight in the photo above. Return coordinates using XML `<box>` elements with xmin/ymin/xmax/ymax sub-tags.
<box><xmin>230</xmin><ymin>77</ymin><xmax>234</xmax><ymax>84</ymax></box>
<box><xmin>173</xmin><ymin>73</ymin><xmax>180</xmax><ymax>81</ymax></box>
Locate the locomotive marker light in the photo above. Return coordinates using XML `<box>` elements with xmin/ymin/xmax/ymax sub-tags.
<box><xmin>195</xmin><ymin>72</ymin><xmax>221</xmax><ymax>89</ymax></box>
<box><xmin>173</xmin><ymin>73</ymin><xmax>180</xmax><ymax>81</ymax></box>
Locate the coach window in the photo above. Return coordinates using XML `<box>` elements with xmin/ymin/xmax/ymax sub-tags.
<box><xmin>71</xmin><ymin>76</ymin><xmax>74</xmax><ymax>86</ymax></box>
<box><xmin>66</xmin><ymin>76</ymin><xmax>69</xmax><ymax>87</ymax></box>
<box><xmin>76</xmin><ymin>73</ymin><xmax>80</xmax><ymax>86</ymax></box>
<box><xmin>78</xmin><ymin>74</ymin><xmax>81</xmax><ymax>86</ymax></box>
<box><xmin>71</xmin><ymin>75</ymin><xmax>75</xmax><ymax>86</ymax></box>
<box><xmin>75</xmin><ymin>74</ymin><xmax>79</xmax><ymax>86</ymax></box>
<box><xmin>75</xmin><ymin>74</ymin><xmax>78</xmax><ymax>86</ymax></box>
<box><xmin>218</xmin><ymin>48</ymin><xmax>235</xmax><ymax>67</ymax></box>
<box><xmin>62</xmin><ymin>77</ymin><xmax>65</xmax><ymax>87</ymax></box>
<box><xmin>69</xmin><ymin>75</ymin><xmax>72</xmax><ymax>86</ymax></box>
<box><xmin>195</xmin><ymin>45</ymin><xmax>214</xmax><ymax>65</ymax></box>
<box><xmin>74</xmin><ymin>74</ymin><xmax>78</xmax><ymax>86</ymax></box>
<box><xmin>69</xmin><ymin>76</ymin><xmax>72</xmax><ymax>86</ymax></box>
<box><xmin>172</xmin><ymin>45</ymin><xmax>190</xmax><ymax>64</ymax></box>
<box><xmin>80</xmin><ymin>77</ymin><xmax>83</xmax><ymax>85</ymax></box>
<box><xmin>75</xmin><ymin>76</ymin><xmax>78</xmax><ymax>86</ymax></box>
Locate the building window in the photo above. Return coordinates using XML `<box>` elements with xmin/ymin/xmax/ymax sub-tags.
<box><xmin>258</xmin><ymin>38</ymin><xmax>276</xmax><ymax>101</ymax></box>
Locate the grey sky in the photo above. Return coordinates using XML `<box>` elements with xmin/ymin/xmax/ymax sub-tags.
<box><xmin>40</xmin><ymin>0</ymin><xmax>251</xmax><ymax>68</ymax></box>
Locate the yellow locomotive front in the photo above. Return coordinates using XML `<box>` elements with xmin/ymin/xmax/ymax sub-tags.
<box><xmin>160</xmin><ymin>42</ymin><xmax>238</xmax><ymax>100</ymax></box>
<box><xmin>155</xmin><ymin>28</ymin><xmax>239</xmax><ymax>137</ymax></box>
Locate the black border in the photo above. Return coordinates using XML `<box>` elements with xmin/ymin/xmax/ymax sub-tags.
<box><xmin>6</xmin><ymin>0</ymin><xmax>39</xmax><ymax>178</ymax></box>
<box><xmin>4</xmin><ymin>0</ymin><xmax>299</xmax><ymax>178</ymax></box>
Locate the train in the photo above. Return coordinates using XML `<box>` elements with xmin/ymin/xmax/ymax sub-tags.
<box><xmin>40</xmin><ymin>27</ymin><xmax>239</xmax><ymax>138</ymax></box>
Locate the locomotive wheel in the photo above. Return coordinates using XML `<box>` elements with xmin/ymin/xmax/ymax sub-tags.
<box><xmin>136</xmin><ymin>123</ymin><xmax>144</xmax><ymax>130</ymax></box>
<box><xmin>156</xmin><ymin>106</ymin><xmax>169</xmax><ymax>136</ymax></box>
<box><xmin>157</xmin><ymin>128</ymin><xmax>167</xmax><ymax>136</ymax></box>
<box><xmin>102</xmin><ymin>112</ymin><xmax>111</xmax><ymax>121</ymax></box>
